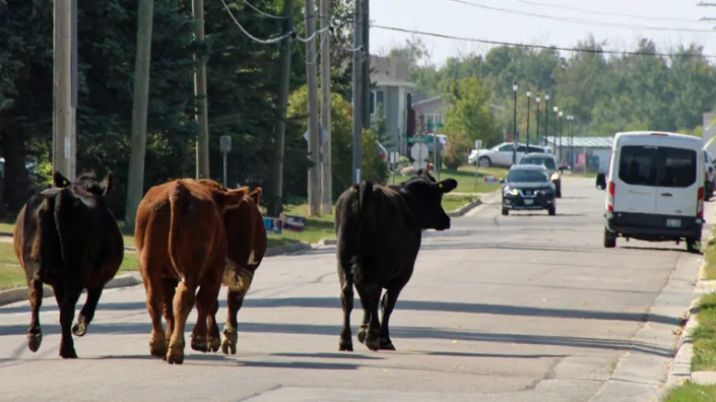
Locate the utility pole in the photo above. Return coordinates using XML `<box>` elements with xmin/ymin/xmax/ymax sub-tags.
<box><xmin>319</xmin><ymin>0</ymin><xmax>332</xmax><ymax>214</ymax></box>
<box><xmin>125</xmin><ymin>0</ymin><xmax>155</xmax><ymax>231</ymax></box>
<box><xmin>361</xmin><ymin>0</ymin><xmax>370</xmax><ymax>130</ymax></box>
<box><xmin>305</xmin><ymin>0</ymin><xmax>321</xmax><ymax>216</ymax></box>
<box><xmin>268</xmin><ymin>0</ymin><xmax>293</xmax><ymax>217</ymax></box>
<box><xmin>53</xmin><ymin>0</ymin><xmax>77</xmax><ymax>179</ymax></box>
<box><xmin>193</xmin><ymin>0</ymin><xmax>210</xmax><ymax>179</ymax></box>
<box><xmin>351</xmin><ymin>0</ymin><xmax>363</xmax><ymax>183</ymax></box>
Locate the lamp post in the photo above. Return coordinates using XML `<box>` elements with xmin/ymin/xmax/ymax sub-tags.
<box><xmin>566</xmin><ymin>115</ymin><xmax>574</xmax><ymax>168</ymax></box>
<box><xmin>535</xmin><ymin>96</ymin><xmax>541</xmax><ymax>146</ymax></box>
<box><xmin>558</xmin><ymin>110</ymin><xmax>564</xmax><ymax>164</ymax></box>
<box><xmin>552</xmin><ymin>105</ymin><xmax>559</xmax><ymax>157</ymax></box>
<box><xmin>512</xmin><ymin>84</ymin><xmax>518</xmax><ymax>164</ymax></box>
<box><xmin>526</xmin><ymin>91</ymin><xmax>532</xmax><ymax>149</ymax></box>
<box><xmin>543</xmin><ymin>95</ymin><xmax>549</xmax><ymax>145</ymax></box>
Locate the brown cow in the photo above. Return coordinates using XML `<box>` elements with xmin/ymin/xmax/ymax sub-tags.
<box><xmin>134</xmin><ymin>179</ymin><xmax>246</xmax><ymax>364</ymax></box>
<box><xmin>197</xmin><ymin>180</ymin><xmax>267</xmax><ymax>355</ymax></box>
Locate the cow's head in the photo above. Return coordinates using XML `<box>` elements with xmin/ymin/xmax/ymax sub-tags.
<box><xmin>53</xmin><ymin>171</ymin><xmax>113</xmax><ymax>196</ymax></box>
<box><xmin>401</xmin><ymin>170</ymin><xmax>457</xmax><ymax>231</ymax></box>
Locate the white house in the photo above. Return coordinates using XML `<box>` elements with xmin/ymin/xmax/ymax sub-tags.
<box><xmin>370</xmin><ymin>55</ymin><xmax>415</xmax><ymax>154</ymax></box>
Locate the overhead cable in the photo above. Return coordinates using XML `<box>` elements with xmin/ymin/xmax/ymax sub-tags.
<box><xmin>371</xmin><ymin>24</ymin><xmax>716</xmax><ymax>59</ymax></box>
<box><xmin>220</xmin><ymin>0</ymin><xmax>291</xmax><ymax>44</ymax></box>
<box><xmin>443</xmin><ymin>0</ymin><xmax>715</xmax><ymax>33</ymax></box>
<box><xmin>243</xmin><ymin>0</ymin><xmax>285</xmax><ymax>20</ymax></box>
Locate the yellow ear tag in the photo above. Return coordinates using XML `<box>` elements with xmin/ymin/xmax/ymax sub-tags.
<box><xmin>438</xmin><ymin>183</ymin><xmax>443</xmax><ymax>189</ymax></box>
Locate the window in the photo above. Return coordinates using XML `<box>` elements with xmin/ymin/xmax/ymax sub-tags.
<box><xmin>507</xmin><ymin>169</ymin><xmax>548</xmax><ymax>183</ymax></box>
<box><xmin>522</xmin><ymin>157</ymin><xmax>556</xmax><ymax>170</ymax></box>
<box><xmin>369</xmin><ymin>91</ymin><xmax>376</xmax><ymax>115</ymax></box>
<box><xmin>499</xmin><ymin>144</ymin><xmax>514</xmax><ymax>152</ymax></box>
<box><xmin>619</xmin><ymin>146</ymin><xmax>696</xmax><ymax>188</ymax></box>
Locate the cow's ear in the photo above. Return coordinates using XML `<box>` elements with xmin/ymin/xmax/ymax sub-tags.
<box><xmin>217</xmin><ymin>188</ymin><xmax>248</xmax><ymax>211</ymax></box>
<box><xmin>249</xmin><ymin>187</ymin><xmax>262</xmax><ymax>204</ymax></box>
<box><xmin>101</xmin><ymin>172</ymin><xmax>113</xmax><ymax>196</ymax></box>
<box><xmin>53</xmin><ymin>171</ymin><xmax>70</xmax><ymax>188</ymax></box>
<box><xmin>40</xmin><ymin>188</ymin><xmax>63</xmax><ymax>198</ymax></box>
<box><xmin>437</xmin><ymin>179</ymin><xmax>457</xmax><ymax>193</ymax></box>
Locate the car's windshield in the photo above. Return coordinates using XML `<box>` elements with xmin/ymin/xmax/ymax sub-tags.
<box><xmin>521</xmin><ymin>157</ymin><xmax>556</xmax><ymax>170</ymax></box>
<box><xmin>507</xmin><ymin>169</ymin><xmax>548</xmax><ymax>183</ymax></box>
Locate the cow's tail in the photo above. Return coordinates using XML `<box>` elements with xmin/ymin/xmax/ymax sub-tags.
<box><xmin>352</xmin><ymin>181</ymin><xmax>373</xmax><ymax>281</ymax></box>
<box><xmin>167</xmin><ymin>181</ymin><xmax>188</xmax><ymax>276</ymax></box>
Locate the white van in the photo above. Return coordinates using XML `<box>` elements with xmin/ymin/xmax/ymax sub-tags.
<box><xmin>597</xmin><ymin>132</ymin><xmax>704</xmax><ymax>252</ymax></box>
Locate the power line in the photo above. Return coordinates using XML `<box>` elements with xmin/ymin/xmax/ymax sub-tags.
<box><xmin>243</xmin><ymin>0</ymin><xmax>285</xmax><ymax>20</ymax></box>
<box><xmin>371</xmin><ymin>24</ymin><xmax>716</xmax><ymax>59</ymax></box>
<box><xmin>220</xmin><ymin>0</ymin><xmax>291</xmax><ymax>44</ymax></box>
<box><xmin>510</xmin><ymin>0</ymin><xmax>697</xmax><ymax>24</ymax></box>
<box><xmin>443</xmin><ymin>0</ymin><xmax>715</xmax><ymax>33</ymax></box>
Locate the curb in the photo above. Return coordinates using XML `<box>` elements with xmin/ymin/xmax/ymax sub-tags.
<box><xmin>0</xmin><ymin>243</ymin><xmax>313</xmax><ymax>307</ymax></box>
<box><xmin>448</xmin><ymin>198</ymin><xmax>482</xmax><ymax>217</ymax></box>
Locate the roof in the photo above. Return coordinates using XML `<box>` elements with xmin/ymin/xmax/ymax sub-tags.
<box><xmin>545</xmin><ymin>136</ymin><xmax>613</xmax><ymax>148</ymax></box>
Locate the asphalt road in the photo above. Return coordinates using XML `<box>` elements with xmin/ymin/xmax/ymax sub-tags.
<box><xmin>0</xmin><ymin>176</ymin><xmax>708</xmax><ymax>402</ymax></box>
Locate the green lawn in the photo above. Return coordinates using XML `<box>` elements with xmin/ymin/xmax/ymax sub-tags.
<box><xmin>664</xmin><ymin>382</ymin><xmax>716</xmax><ymax>402</ymax></box>
<box><xmin>704</xmin><ymin>226</ymin><xmax>716</xmax><ymax>280</ymax></box>
<box><xmin>692</xmin><ymin>293</ymin><xmax>716</xmax><ymax>371</ymax></box>
<box><xmin>391</xmin><ymin>166</ymin><xmax>508</xmax><ymax>194</ymax></box>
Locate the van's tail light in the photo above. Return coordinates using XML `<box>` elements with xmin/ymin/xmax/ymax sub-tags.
<box><xmin>698</xmin><ymin>186</ymin><xmax>705</xmax><ymax>219</ymax></box>
<box><xmin>607</xmin><ymin>181</ymin><xmax>615</xmax><ymax>212</ymax></box>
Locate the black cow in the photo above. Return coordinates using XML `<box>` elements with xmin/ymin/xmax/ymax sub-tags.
<box><xmin>13</xmin><ymin>171</ymin><xmax>124</xmax><ymax>358</ymax></box>
<box><xmin>335</xmin><ymin>170</ymin><xmax>457</xmax><ymax>352</ymax></box>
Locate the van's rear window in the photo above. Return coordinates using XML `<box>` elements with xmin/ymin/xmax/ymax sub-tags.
<box><xmin>619</xmin><ymin>146</ymin><xmax>696</xmax><ymax>188</ymax></box>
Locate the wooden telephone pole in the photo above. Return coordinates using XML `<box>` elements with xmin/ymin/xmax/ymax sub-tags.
<box><xmin>125</xmin><ymin>0</ymin><xmax>155</xmax><ymax>230</ymax></box>
<box><xmin>351</xmin><ymin>0</ymin><xmax>363</xmax><ymax>183</ymax></box>
<box><xmin>193</xmin><ymin>0</ymin><xmax>210</xmax><ymax>179</ymax></box>
<box><xmin>305</xmin><ymin>0</ymin><xmax>321</xmax><ymax>216</ymax></box>
<box><xmin>268</xmin><ymin>0</ymin><xmax>293</xmax><ymax>217</ymax></box>
<box><xmin>53</xmin><ymin>0</ymin><xmax>77</xmax><ymax>179</ymax></box>
<box><xmin>319</xmin><ymin>0</ymin><xmax>332</xmax><ymax>214</ymax></box>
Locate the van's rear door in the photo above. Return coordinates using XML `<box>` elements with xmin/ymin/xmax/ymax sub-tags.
<box><xmin>614</xmin><ymin>145</ymin><xmax>657</xmax><ymax>214</ymax></box>
<box><xmin>654</xmin><ymin>146</ymin><xmax>699</xmax><ymax>217</ymax></box>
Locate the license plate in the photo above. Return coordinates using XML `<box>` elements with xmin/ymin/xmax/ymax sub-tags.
<box><xmin>524</xmin><ymin>199</ymin><xmax>534</xmax><ymax>205</ymax></box>
<box><xmin>666</xmin><ymin>219</ymin><xmax>681</xmax><ymax>228</ymax></box>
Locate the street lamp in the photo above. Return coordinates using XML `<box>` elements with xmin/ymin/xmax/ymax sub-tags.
<box><xmin>558</xmin><ymin>111</ymin><xmax>564</xmax><ymax>165</ymax></box>
<box><xmin>552</xmin><ymin>105</ymin><xmax>559</xmax><ymax>155</ymax></box>
<box><xmin>543</xmin><ymin>95</ymin><xmax>549</xmax><ymax>145</ymax></box>
<box><xmin>535</xmin><ymin>96</ymin><xmax>541</xmax><ymax>146</ymax></box>
<box><xmin>526</xmin><ymin>91</ymin><xmax>532</xmax><ymax>149</ymax></box>
<box><xmin>566</xmin><ymin>115</ymin><xmax>575</xmax><ymax>168</ymax></box>
<box><xmin>512</xmin><ymin>84</ymin><xmax>518</xmax><ymax>164</ymax></box>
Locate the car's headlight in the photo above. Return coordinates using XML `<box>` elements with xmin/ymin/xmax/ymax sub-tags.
<box><xmin>550</xmin><ymin>172</ymin><xmax>560</xmax><ymax>181</ymax></box>
<box><xmin>504</xmin><ymin>187</ymin><xmax>519</xmax><ymax>196</ymax></box>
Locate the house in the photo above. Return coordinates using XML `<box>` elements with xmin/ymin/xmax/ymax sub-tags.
<box><xmin>545</xmin><ymin>136</ymin><xmax>613</xmax><ymax>173</ymax></box>
<box><xmin>412</xmin><ymin>96</ymin><xmax>447</xmax><ymax>135</ymax></box>
<box><xmin>370</xmin><ymin>55</ymin><xmax>415</xmax><ymax>154</ymax></box>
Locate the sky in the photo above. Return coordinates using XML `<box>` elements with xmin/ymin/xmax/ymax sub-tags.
<box><xmin>370</xmin><ymin>0</ymin><xmax>716</xmax><ymax>65</ymax></box>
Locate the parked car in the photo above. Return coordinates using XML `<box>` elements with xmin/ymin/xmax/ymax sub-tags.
<box><xmin>518</xmin><ymin>152</ymin><xmax>562</xmax><ymax>198</ymax></box>
<box><xmin>501</xmin><ymin>165</ymin><xmax>556</xmax><ymax>216</ymax></box>
<box><xmin>596</xmin><ymin>131</ymin><xmax>704</xmax><ymax>252</ymax></box>
<box><xmin>469</xmin><ymin>142</ymin><xmax>551</xmax><ymax>168</ymax></box>
<box><xmin>704</xmin><ymin>149</ymin><xmax>715</xmax><ymax>200</ymax></box>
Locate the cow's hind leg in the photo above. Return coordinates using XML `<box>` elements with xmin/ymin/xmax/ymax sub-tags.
<box><xmin>355</xmin><ymin>283</ymin><xmax>381</xmax><ymax>351</ymax></box>
<box><xmin>191</xmin><ymin>279</ymin><xmax>221</xmax><ymax>353</ymax></box>
<box><xmin>207</xmin><ymin>300</ymin><xmax>221</xmax><ymax>353</ymax></box>
<box><xmin>357</xmin><ymin>306</ymin><xmax>370</xmax><ymax>345</ymax></box>
<box><xmin>378</xmin><ymin>288</ymin><xmax>402</xmax><ymax>350</ymax></box>
<box><xmin>162</xmin><ymin>277</ymin><xmax>177</xmax><ymax>344</ymax></box>
<box><xmin>27</xmin><ymin>272</ymin><xmax>43</xmax><ymax>352</ymax></box>
<box><xmin>338</xmin><ymin>271</ymin><xmax>355</xmax><ymax>352</ymax></box>
<box><xmin>167</xmin><ymin>281</ymin><xmax>196</xmax><ymax>364</ymax></box>
<box><xmin>143</xmin><ymin>275</ymin><xmax>168</xmax><ymax>359</ymax></box>
<box><xmin>54</xmin><ymin>283</ymin><xmax>82</xmax><ymax>358</ymax></box>
<box><xmin>221</xmin><ymin>267</ymin><xmax>254</xmax><ymax>355</ymax></box>
<box><xmin>72</xmin><ymin>287</ymin><xmax>102</xmax><ymax>336</ymax></box>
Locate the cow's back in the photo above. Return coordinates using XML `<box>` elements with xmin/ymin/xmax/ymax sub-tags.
<box><xmin>136</xmin><ymin>180</ymin><xmax>226</xmax><ymax>281</ymax></box>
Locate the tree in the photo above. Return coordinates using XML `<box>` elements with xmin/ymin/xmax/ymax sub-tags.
<box><xmin>444</xmin><ymin>77</ymin><xmax>498</xmax><ymax>157</ymax></box>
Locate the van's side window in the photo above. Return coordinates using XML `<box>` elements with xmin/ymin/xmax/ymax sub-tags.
<box><xmin>657</xmin><ymin>148</ymin><xmax>696</xmax><ymax>188</ymax></box>
<box><xmin>619</xmin><ymin>146</ymin><xmax>655</xmax><ymax>186</ymax></box>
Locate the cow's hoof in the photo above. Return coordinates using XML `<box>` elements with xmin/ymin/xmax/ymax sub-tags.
<box><xmin>221</xmin><ymin>328</ymin><xmax>237</xmax><ymax>355</ymax></box>
<box><xmin>149</xmin><ymin>338</ymin><xmax>167</xmax><ymax>358</ymax></box>
<box><xmin>365</xmin><ymin>333</ymin><xmax>381</xmax><ymax>351</ymax></box>
<box><xmin>339</xmin><ymin>340</ymin><xmax>354</xmax><ymax>352</ymax></box>
<box><xmin>190</xmin><ymin>335</ymin><xmax>208</xmax><ymax>352</ymax></box>
<box><xmin>60</xmin><ymin>348</ymin><xmax>78</xmax><ymax>359</ymax></box>
<box><xmin>380</xmin><ymin>339</ymin><xmax>396</xmax><ymax>350</ymax></box>
<box><xmin>72</xmin><ymin>322</ymin><xmax>87</xmax><ymax>337</ymax></box>
<box><xmin>27</xmin><ymin>333</ymin><xmax>42</xmax><ymax>352</ymax></box>
<box><xmin>208</xmin><ymin>336</ymin><xmax>221</xmax><ymax>353</ymax></box>
<box><xmin>357</xmin><ymin>327</ymin><xmax>367</xmax><ymax>344</ymax></box>
<box><xmin>166</xmin><ymin>343</ymin><xmax>185</xmax><ymax>365</ymax></box>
